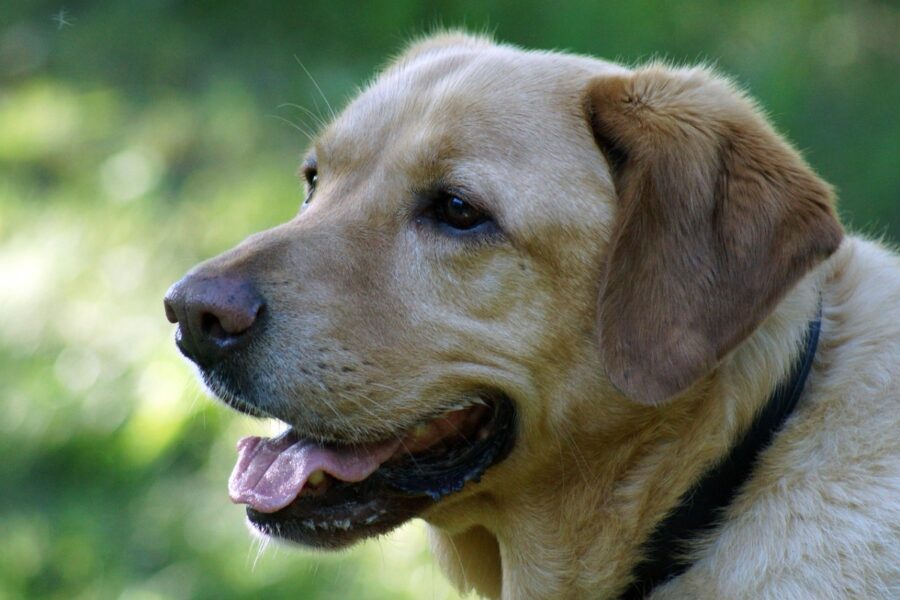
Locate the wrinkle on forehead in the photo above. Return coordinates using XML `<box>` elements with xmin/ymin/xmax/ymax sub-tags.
<box><xmin>320</xmin><ymin>49</ymin><xmax>596</xmax><ymax>170</ymax></box>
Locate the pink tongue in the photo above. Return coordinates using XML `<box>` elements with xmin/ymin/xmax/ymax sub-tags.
<box><xmin>228</xmin><ymin>431</ymin><xmax>401</xmax><ymax>513</ymax></box>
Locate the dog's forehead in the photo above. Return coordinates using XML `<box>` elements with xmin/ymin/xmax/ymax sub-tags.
<box><xmin>309</xmin><ymin>45</ymin><xmax>622</xmax><ymax>236</ymax></box>
<box><xmin>322</xmin><ymin>48</ymin><xmax>597</xmax><ymax>168</ymax></box>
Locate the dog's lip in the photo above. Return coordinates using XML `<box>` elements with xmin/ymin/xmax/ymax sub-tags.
<box><xmin>245</xmin><ymin>484</ymin><xmax>433</xmax><ymax>550</ymax></box>
<box><xmin>228</xmin><ymin>401</ymin><xmax>494</xmax><ymax>513</ymax></box>
<box><xmin>237</xmin><ymin>395</ymin><xmax>517</xmax><ymax>548</ymax></box>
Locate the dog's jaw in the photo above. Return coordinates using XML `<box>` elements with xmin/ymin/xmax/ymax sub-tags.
<box><xmin>225</xmin><ymin>395</ymin><xmax>517</xmax><ymax>549</ymax></box>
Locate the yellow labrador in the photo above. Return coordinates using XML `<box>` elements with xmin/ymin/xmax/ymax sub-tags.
<box><xmin>164</xmin><ymin>33</ymin><xmax>900</xmax><ymax>599</ymax></box>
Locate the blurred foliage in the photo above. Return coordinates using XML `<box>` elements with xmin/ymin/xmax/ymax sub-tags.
<box><xmin>0</xmin><ymin>1</ymin><xmax>897</xmax><ymax>599</ymax></box>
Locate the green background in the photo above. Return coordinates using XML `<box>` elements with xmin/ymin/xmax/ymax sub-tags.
<box><xmin>1</xmin><ymin>1</ymin><xmax>897</xmax><ymax>598</ymax></box>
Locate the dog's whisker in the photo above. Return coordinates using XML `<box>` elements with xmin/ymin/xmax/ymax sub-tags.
<box><xmin>444</xmin><ymin>532</ymin><xmax>469</xmax><ymax>592</ymax></box>
<box><xmin>555</xmin><ymin>425</ymin><xmax>592</xmax><ymax>490</ymax></box>
<box><xmin>267</xmin><ymin>114</ymin><xmax>315</xmax><ymax>141</ymax></box>
<box><xmin>277</xmin><ymin>102</ymin><xmax>328</xmax><ymax>131</ymax></box>
<box><xmin>250</xmin><ymin>534</ymin><xmax>271</xmax><ymax>571</ymax></box>
<box><xmin>294</xmin><ymin>56</ymin><xmax>335</xmax><ymax>120</ymax></box>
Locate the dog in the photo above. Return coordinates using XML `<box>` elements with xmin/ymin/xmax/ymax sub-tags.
<box><xmin>164</xmin><ymin>32</ymin><xmax>900</xmax><ymax>599</ymax></box>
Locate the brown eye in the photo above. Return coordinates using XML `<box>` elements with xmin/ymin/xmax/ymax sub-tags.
<box><xmin>434</xmin><ymin>194</ymin><xmax>489</xmax><ymax>231</ymax></box>
<box><xmin>303</xmin><ymin>166</ymin><xmax>317</xmax><ymax>205</ymax></box>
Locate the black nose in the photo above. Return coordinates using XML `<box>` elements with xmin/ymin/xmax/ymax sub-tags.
<box><xmin>164</xmin><ymin>274</ymin><xmax>265</xmax><ymax>368</ymax></box>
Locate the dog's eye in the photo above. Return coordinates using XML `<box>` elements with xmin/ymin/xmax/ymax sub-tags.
<box><xmin>303</xmin><ymin>168</ymin><xmax>318</xmax><ymax>205</ymax></box>
<box><xmin>433</xmin><ymin>193</ymin><xmax>490</xmax><ymax>231</ymax></box>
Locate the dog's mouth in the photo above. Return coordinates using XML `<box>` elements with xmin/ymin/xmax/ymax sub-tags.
<box><xmin>227</xmin><ymin>395</ymin><xmax>516</xmax><ymax>548</ymax></box>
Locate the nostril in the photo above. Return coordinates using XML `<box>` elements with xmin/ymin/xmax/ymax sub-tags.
<box><xmin>164</xmin><ymin>299</ymin><xmax>179</xmax><ymax>324</ymax></box>
<box><xmin>201</xmin><ymin>311</ymin><xmax>229</xmax><ymax>341</ymax></box>
<box><xmin>200</xmin><ymin>298</ymin><xmax>264</xmax><ymax>341</ymax></box>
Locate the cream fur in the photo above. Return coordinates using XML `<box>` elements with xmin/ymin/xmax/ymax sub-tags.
<box><xmin>180</xmin><ymin>32</ymin><xmax>900</xmax><ymax>599</ymax></box>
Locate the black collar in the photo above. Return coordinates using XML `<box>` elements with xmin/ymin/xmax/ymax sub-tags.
<box><xmin>620</xmin><ymin>302</ymin><xmax>823</xmax><ymax>599</ymax></box>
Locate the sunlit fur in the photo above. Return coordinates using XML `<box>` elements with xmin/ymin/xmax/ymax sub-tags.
<box><xmin>188</xmin><ymin>32</ymin><xmax>900</xmax><ymax>599</ymax></box>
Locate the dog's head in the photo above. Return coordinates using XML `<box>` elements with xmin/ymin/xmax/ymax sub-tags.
<box><xmin>164</xmin><ymin>33</ymin><xmax>841</xmax><ymax>549</ymax></box>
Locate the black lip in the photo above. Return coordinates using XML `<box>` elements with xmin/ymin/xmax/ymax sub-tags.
<box><xmin>247</xmin><ymin>482</ymin><xmax>433</xmax><ymax>550</ymax></box>
<box><xmin>245</xmin><ymin>396</ymin><xmax>517</xmax><ymax>548</ymax></box>
<box><xmin>376</xmin><ymin>397</ymin><xmax>516</xmax><ymax>499</ymax></box>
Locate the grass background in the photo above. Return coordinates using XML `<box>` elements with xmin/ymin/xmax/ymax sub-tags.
<box><xmin>1</xmin><ymin>1</ymin><xmax>897</xmax><ymax>598</ymax></box>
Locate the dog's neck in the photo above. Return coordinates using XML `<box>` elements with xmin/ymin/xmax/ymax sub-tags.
<box><xmin>621</xmin><ymin>299</ymin><xmax>821</xmax><ymax>598</ymax></box>
<box><xmin>459</xmin><ymin>277</ymin><xmax>826</xmax><ymax>599</ymax></box>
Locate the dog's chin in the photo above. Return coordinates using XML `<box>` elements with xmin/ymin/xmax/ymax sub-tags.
<box><xmin>207</xmin><ymin>367</ymin><xmax>517</xmax><ymax>549</ymax></box>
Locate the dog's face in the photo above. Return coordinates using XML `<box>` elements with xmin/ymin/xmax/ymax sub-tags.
<box><xmin>222</xmin><ymin>40</ymin><xmax>619</xmax><ymax>441</ymax></box>
<box><xmin>165</xmin><ymin>34</ymin><xmax>841</xmax><ymax>550</ymax></box>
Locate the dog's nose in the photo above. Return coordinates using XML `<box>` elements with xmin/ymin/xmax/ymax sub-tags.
<box><xmin>164</xmin><ymin>274</ymin><xmax>265</xmax><ymax>368</ymax></box>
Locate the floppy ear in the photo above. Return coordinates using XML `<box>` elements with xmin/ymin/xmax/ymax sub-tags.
<box><xmin>586</xmin><ymin>65</ymin><xmax>843</xmax><ymax>405</ymax></box>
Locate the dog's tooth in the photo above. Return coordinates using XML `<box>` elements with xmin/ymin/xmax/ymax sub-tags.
<box><xmin>303</xmin><ymin>519</ymin><xmax>315</xmax><ymax>530</ymax></box>
<box><xmin>471</xmin><ymin>397</ymin><xmax>488</xmax><ymax>406</ymax></box>
<box><xmin>327</xmin><ymin>519</ymin><xmax>350</xmax><ymax>530</ymax></box>
<box><xmin>411</xmin><ymin>423</ymin><xmax>429</xmax><ymax>440</ymax></box>
<box><xmin>364</xmin><ymin>514</ymin><xmax>379</xmax><ymax>525</ymax></box>
<box><xmin>308</xmin><ymin>470</ymin><xmax>325</xmax><ymax>486</ymax></box>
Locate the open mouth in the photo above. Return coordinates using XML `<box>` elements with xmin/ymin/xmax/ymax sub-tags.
<box><xmin>228</xmin><ymin>395</ymin><xmax>516</xmax><ymax>548</ymax></box>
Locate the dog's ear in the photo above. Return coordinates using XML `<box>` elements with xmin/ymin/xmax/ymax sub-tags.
<box><xmin>586</xmin><ymin>65</ymin><xmax>843</xmax><ymax>405</ymax></box>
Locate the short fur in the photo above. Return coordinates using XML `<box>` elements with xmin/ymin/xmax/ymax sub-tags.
<box><xmin>589</xmin><ymin>67</ymin><xmax>843</xmax><ymax>404</ymax></box>
<box><xmin>183</xmin><ymin>33</ymin><xmax>900</xmax><ymax>598</ymax></box>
